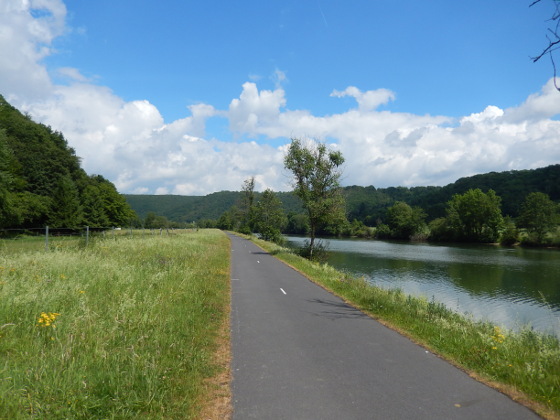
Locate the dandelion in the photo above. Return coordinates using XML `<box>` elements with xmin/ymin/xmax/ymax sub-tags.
<box><xmin>492</xmin><ymin>326</ymin><xmax>506</xmax><ymax>344</ymax></box>
<box><xmin>37</xmin><ymin>312</ymin><xmax>60</xmax><ymax>328</ymax></box>
<box><xmin>60</xmin><ymin>274</ymin><xmax>67</xmax><ymax>280</ymax></box>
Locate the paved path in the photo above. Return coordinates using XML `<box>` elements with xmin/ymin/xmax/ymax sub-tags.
<box><xmin>229</xmin><ymin>234</ymin><xmax>541</xmax><ymax>419</ymax></box>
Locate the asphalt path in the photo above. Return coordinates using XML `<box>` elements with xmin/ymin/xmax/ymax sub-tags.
<box><xmin>229</xmin><ymin>233</ymin><xmax>541</xmax><ymax>419</ymax></box>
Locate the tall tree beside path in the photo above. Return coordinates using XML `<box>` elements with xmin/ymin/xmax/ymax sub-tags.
<box><xmin>252</xmin><ymin>188</ymin><xmax>287</xmax><ymax>243</ymax></box>
<box><xmin>239</xmin><ymin>176</ymin><xmax>256</xmax><ymax>234</ymax></box>
<box><xmin>284</xmin><ymin>138</ymin><xmax>346</xmax><ymax>259</ymax></box>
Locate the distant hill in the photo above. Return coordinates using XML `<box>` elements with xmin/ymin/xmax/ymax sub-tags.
<box><xmin>126</xmin><ymin>164</ymin><xmax>560</xmax><ymax>225</ymax></box>
<box><xmin>125</xmin><ymin>191</ymin><xmax>304</xmax><ymax>222</ymax></box>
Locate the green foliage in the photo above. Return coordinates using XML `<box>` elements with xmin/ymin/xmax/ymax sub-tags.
<box><xmin>284</xmin><ymin>138</ymin><xmax>347</xmax><ymax>259</ymax></box>
<box><xmin>253</xmin><ymin>189</ymin><xmax>287</xmax><ymax>243</ymax></box>
<box><xmin>500</xmin><ymin>217</ymin><xmax>519</xmax><ymax>246</ymax></box>
<box><xmin>124</xmin><ymin>166</ymin><xmax>560</xmax><ymax>237</ymax></box>
<box><xmin>144</xmin><ymin>211</ymin><xmax>170</xmax><ymax>229</ymax></box>
<box><xmin>0</xmin><ymin>95</ymin><xmax>135</xmax><ymax>228</ymax></box>
<box><xmin>239</xmin><ymin>176</ymin><xmax>256</xmax><ymax>232</ymax></box>
<box><xmin>379</xmin><ymin>201</ymin><xmax>427</xmax><ymax>240</ymax></box>
<box><xmin>446</xmin><ymin>189</ymin><xmax>504</xmax><ymax>242</ymax></box>
<box><xmin>285</xmin><ymin>212</ymin><xmax>309</xmax><ymax>234</ymax></box>
<box><xmin>518</xmin><ymin>192</ymin><xmax>559</xmax><ymax>245</ymax></box>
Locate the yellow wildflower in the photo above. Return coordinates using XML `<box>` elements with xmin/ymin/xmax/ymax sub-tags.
<box><xmin>37</xmin><ymin>312</ymin><xmax>61</xmax><ymax>328</ymax></box>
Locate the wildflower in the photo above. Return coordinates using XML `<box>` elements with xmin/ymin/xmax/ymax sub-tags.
<box><xmin>79</xmin><ymin>290</ymin><xmax>85</xmax><ymax>294</ymax></box>
<box><xmin>37</xmin><ymin>312</ymin><xmax>60</xmax><ymax>328</ymax></box>
<box><xmin>492</xmin><ymin>326</ymin><xmax>506</xmax><ymax>344</ymax></box>
<box><xmin>60</xmin><ymin>274</ymin><xmax>67</xmax><ymax>280</ymax></box>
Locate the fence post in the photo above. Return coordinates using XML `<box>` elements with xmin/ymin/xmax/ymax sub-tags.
<box><xmin>86</xmin><ymin>226</ymin><xmax>89</xmax><ymax>247</ymax></box>
<box><xmin>45</xmin><ymin>226</ymin><xmax>49</xmax><ymax>251</ymax></box>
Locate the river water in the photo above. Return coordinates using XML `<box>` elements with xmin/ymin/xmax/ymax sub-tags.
<box><xmin>285</xmin><ymin>236</ymin><xmax>560</xmax><ymax>338</ymax></box>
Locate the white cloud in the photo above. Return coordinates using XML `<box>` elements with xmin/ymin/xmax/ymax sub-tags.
<box><xmin>1</xmin><ymin>1</ymin><xmax>559</xmax><ymax>196</ymax></box>
<box><xmin>0</xmin><ymin>0</ymin><xmax>66</xmax><ymax>102</ymax></box>
<box><xmin>330</xmin><ymin>86</ymin><xmax>396</xmax><ymax>111</ymax></box>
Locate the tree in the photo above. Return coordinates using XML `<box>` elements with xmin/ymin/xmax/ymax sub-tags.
<box><xmin>239</xmin><ymin>176</ymin><xmax>256</xmax><ymax>234</ymax></box>
<box><xmin>81</xmin><ymin>184</ymin><xmax>110</xmax><ymax>227</ymax></box>
<box><xmin>446</xmin><ymin>189</ymin><xmax>504</xmax><ymax>242</ymax></box>
<box><xmin>0</xmin><ymin>129</ymin><xmax>15</xmax><ymax>227</ymax></box>
<box><xmin>50</xmin><ymin>175</ymin><xmax>82</xmax><ymax>227</ymax></box>
<box><xmin>284</xmin><ymin>138</ymin><xmax>346</xmax><ymax>259</ymax></box>
<box><xmin>384</xmin><ymin>201</ymin><xmax>427</xmax><ymax>239</ymax></box>
<box><xmin>531</xmin><ymin>0</ymin><xmax>560</xmax><ymax>90</ymax></box>
<box><xmin>252</xmin><ymin>189</ymin><xmax>287</xmax><ymax>243</ymax></box>
<box><xmin>518</xmin><ymin>192</ymin><xmax>559</xmax><ymax>244</ymax></box>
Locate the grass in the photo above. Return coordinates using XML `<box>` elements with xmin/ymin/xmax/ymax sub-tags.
<box><xmin>0</xmin><ymin>229</ymin><xmax>231</xmax><ymax>419</ymax></box>
<box><xmin>248</xmin><ymin>235</ymin><xmax>560</xmax><ymax>420</ymax></box>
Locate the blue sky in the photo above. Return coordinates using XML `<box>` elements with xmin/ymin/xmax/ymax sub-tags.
<box><xmin>1</xmin><ymin>0</ymin><xmax>559</xmax><ymax>194</ymax></box>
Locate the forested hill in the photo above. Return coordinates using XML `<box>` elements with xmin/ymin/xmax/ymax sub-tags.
<box><xmin>126</xmin><ymin>164</ymin><xmax>560</xmax><ymax>225</ymax></box>
<box><xmin>347</xmin><ymin>164</ymin><xmax>560</xmax><ymax>224</ymax></box>
<box><xmin>125</xmin><ymin>191</ymin><xmax>304</xmax><ymax>223</ymax></box>
<box><xmin>0</xmin><ymin>95</ymin><xmax>135</xmax><ymax>229</ymax></box>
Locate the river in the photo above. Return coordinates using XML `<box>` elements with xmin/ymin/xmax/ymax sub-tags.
<box><xmin>285</xmin><ymin>236</ymin><xmax>560</xmax><ymax>338</ymax></box>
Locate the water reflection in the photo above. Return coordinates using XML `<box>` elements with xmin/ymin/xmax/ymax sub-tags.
<box><xmin>286</xmin><ymin>236</ymin><xmax>560</xmax><ymax>337</ymax></box>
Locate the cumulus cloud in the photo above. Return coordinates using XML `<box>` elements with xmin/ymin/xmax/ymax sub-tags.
<box><xmin>0</xmin><ymin>0</ymin><xmax>66</xmax><ymax>101</ymax></box>
<box><xmin>330</xmin><ymin>86</ymin><xmax>396</xmax><ymax>111</ymax></box>
<box><xmin>1</xmin><ymin>1</ymin><xmax>559</xmax><ymax>196</ymax></box>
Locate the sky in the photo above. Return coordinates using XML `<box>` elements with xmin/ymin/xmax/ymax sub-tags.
<box><xmin>1</xmin><ymin>0</ymin><xmax>560</xmax><ymax>195</ymax></box>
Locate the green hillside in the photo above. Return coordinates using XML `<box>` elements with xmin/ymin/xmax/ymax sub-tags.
<box><xmin>126</xmin><ymin>165</ymin><xmax>560</xmax><ymax>225</ymax></box>
<box><xmin>0</xmin><ymin>95</ymin><xmax>135</xmax><ymax>229</ymax></box>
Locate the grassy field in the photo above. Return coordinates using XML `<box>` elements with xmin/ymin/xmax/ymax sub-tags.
<box><xmin>249</xmin><ymin>236</ymin><xmax>560</xmax><ymax>420</ymax></box>
<box><xmin>0</xmin><ymin>229</ymin><xmax>231</xmax><ymax>419</ymax></box>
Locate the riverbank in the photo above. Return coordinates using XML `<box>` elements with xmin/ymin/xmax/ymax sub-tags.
<box><xmin>248</xmin><ymin>235</ymin><xmax>560</xmax><ymax>419</ymax></box>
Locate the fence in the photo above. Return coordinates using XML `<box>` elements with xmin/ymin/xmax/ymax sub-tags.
<box><xmin>0</xmin><ymin>226</ymin><xmax>186</xmax><ymax>253</ymax></box>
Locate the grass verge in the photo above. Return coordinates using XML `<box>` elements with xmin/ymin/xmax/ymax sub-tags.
<box><xmin>248</xmin><ymin>235</ymin><xmax>560</xmax><ymax>420</ymax></box>
<box><xmin>0</xmin><ymin>229</ymin><xmax>231</xmax><ymax>419</ymax></box>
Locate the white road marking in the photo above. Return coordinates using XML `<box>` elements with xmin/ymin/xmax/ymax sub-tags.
<box><xmin>280</xmin><ymin>288</ymin><xmax>287</xmax><ymax>295</ymax></box>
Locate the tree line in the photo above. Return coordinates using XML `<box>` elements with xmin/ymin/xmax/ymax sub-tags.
<box><xmin>217</xmin><ymin>140</ymin><xmax>560</xmax><ymax>252</ymax></box>
<box><xmin>0</xmin><ymin>95</ymin><xmax>135</xmax><ymax>230</ymax></box>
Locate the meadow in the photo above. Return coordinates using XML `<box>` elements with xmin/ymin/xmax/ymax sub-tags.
<box><xmin>0</xmin><ymin>229</ymin><xmax>231</xmax><ymax>419</ymax></box>
<box><xmin>249</xmin><ymin>236</ymin><xmax>560</xmax><ymax>420</ymax></box>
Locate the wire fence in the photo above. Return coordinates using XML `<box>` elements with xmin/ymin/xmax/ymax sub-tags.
<box><xmin>0</xmin><ymin>226</ymin><xmax>190</xmax><ymax>253</ymax></box>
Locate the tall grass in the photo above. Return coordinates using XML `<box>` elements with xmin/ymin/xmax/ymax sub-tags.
<box><xmin>250</xmin><ymin>236</ymin><xmax>560</xmax><ymax>419</ymax></box>
<box><xmin>0</xmin><ymin>229</ymin><xmax>230</xmax><ymax>419</ymax></box>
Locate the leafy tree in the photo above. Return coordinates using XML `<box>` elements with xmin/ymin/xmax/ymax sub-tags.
<box><xmin>285</xmin><ymin>212</ymin><xmax>309</xmax><ymax>234</ymax></box>
<box><xmin>0</xmin><ymin>129</ymin><xmax>15</xmax><ymax>227</ymax></box>
<box><xmin>500</xmin><ymin>216</ymin><xmax>519</xmax><ymax>246</ymax></box>
<box><xmin>93</xmin><ymin>176</ymin><xmax>136</xmax><ymax>226</ymax></box>
<box><xmin>253</xmin><ymin>189</ymin><xmax>287</xmax><ymax>243</ymax></box>
<box><xmin>384</xmin><ymin>201</ymin><xmax>427</xmax><ymax>239</ymax></box>
<box><xmin>446</xmin><ymin>189</ymin><xmax>504</xmax><ymax>242</ymax></box>
<box><xmin>81</xmin><ymin>184</ymin><xmax>111</xmax><ymax>227</ymax></box>
<box><xmin>144</xmin><ymin>212</ymin><xmax>170</xmax><ymax>229</ymax></box>
<box><xmin>428</xmin><ymin>217</ymin><xmax>454</xmax><ymax>242</ymax></box>
<box><xmin>50</xmin><ymin>175</ymin><xmax>82</xmax><ymax>227</ymax></box>
<box><xmin>217</xmin><ymin>207</ymin><xmax>238</xmax><ymax>231</ymax></box>
<box><xmin>518</xmin><ymin>192</ymin><xmax>559</xmax><ymax>244</ymax></box>
<box><xmin>238</xmin><ymin>177</ymin><xmax>256</xmax><ymax>234</ymax></box>
<box><xmin>284</xmin><ymin>138</ymin><xmax>346</xmax><ymax>259</ymax></box>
